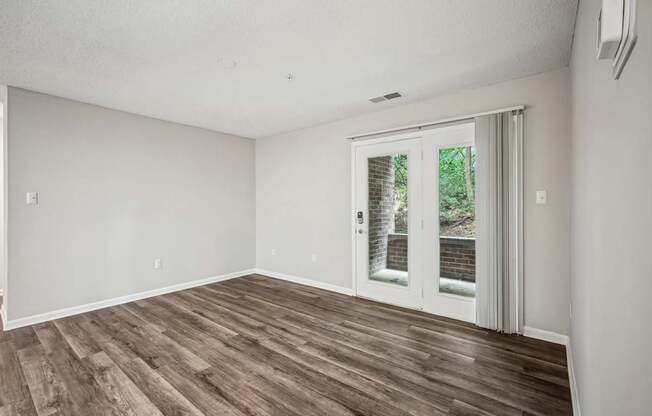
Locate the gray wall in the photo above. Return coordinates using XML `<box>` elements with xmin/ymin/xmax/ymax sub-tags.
<box><xmin>256</xmin><ymin>68</ymin><xmax>572</xmax><ymax>335</ymax></box>
<box><xmin>6</xmin><ymin>88</ymin><xmax>255</xmax><ymax>321</ymax></box>
<box><xmin>570</xmin><ymin>1</ymin><xmax>652</xmax><ymax>414</ymax></box>
<box><xmin>0</xmin><ymin>87</ymin><xmax>6</xmax><ymax>306</ymax></box>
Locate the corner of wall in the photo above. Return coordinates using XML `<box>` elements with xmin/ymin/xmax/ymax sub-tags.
<box><xmin>0</xmin><ymin>85</ymin><xmax>7</xmax><ymax>319</ymax></box>
<box><xmin>566</xmin><ymin>336</ymin><xmax>582</xmax><ymax>415</ymax></box>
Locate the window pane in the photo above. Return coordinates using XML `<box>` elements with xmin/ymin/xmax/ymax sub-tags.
<box><xmin>438</xmin><ymin>146</ymin><xmax>476</xmax><ymax>297</ymax></box>
<box><xmin>368</xmin><ymin>154</ymin><xmax>408</xmax><ymax>287</ymax></box>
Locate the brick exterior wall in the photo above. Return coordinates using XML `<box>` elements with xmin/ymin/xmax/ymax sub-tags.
<box><xmin>386</xmin><ymin>234</ymin><xmax>476</xmax><ymax>282</ymax></box>
<box><xmin>387</xmin><ymin>233</ymin><xmax>408</xmax><ymax>271</ymax></box>
<box><xmin>439</xmin><ymin>237</ymin><xmax>476</xmax><ymax>282</ymax></box>
<box><xmin>368</xmin><ymin>156</ymin><xmax>395</xmax><ymax>274</ymax></box>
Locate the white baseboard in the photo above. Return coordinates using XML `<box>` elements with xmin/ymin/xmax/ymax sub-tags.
<box><xmin>524</xmin><ymin>326</ymin><xmax>581</xmax><ymax>414</ymax></box>
<box><xmin>0</xmin><ymin>266</ymin><xmax>582</xmax><ymax>415</ymax></box>
<box><xmin>566</xmin><ymin>337</ymin><xmax>581</xmax><ymax>416</ymax></box>
<box><xmin>522</xmin><ymin>326</ymin><xmax>569</xmax><ymax>345</ymax></box>
<box><xmin>254</xmin><ymin>269</ymin><xmax>354</xmax><ymax>296</ymax></box>
<box><xmin>3</xmin><ymin>268</ymin><xmax>255</xmax><ymax>331</ymax></box>
<box><xmin>1</xmin><ymin>289</ymin><xmax>6</xmax><ymax>330</ymax></box>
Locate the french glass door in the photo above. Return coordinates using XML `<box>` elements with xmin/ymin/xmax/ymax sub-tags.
<box><xmin>354</xmin><ymin>139</ymin><xmax>422</xmax><ymax>309</ymax></box>
<box><xmin>422</xmin><ymin>123</ymin><xmax>476</xmax><ymax>322</ymax></box>
<box><xmin>354</xmin><ymin>122</ymin><xmax>477</xmax><ymax>323</ymax></box>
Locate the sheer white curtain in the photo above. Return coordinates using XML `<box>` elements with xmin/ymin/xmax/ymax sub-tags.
<box><xmin>475</xmin><ymin>110</ymin><xmax>523</xmax><ymax>333</ymax></box>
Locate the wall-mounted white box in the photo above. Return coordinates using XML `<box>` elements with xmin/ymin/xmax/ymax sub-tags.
<box><xmin>597</xmin><ymin>0</ymin><xmax>624</xmax><ymax>60</ymax></box>
<box><xmin>596</xmin><ymin>0</ymin><xmax>638</xmax><ymax>79</ymax></box>
<box><xmin>26</xmin><ymin>192</ymin><xmax>38</xmax><ymax>206</ymax></box>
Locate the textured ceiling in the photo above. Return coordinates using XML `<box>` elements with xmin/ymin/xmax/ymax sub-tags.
<box><xmin>0</xmin><ymin>1</ymin><xmax>578</xmax><ymax>138</ymax></box>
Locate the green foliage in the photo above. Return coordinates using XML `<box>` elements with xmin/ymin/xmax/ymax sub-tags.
<box><xmin>391</xmin><ymin>148</ymin><xmax>475</xmax><ymax>233</ymax></box>
<box><xmin>439</xmin><ymin>147</ymin><xmax>475</xmax><ymax>224</ymax></box>
<box><xmin>393</xmin><ymin>154</ymin><xmax>408</xmax><ymax>233</ymax></box>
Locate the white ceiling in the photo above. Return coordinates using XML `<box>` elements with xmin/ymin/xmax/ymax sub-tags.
<box><xmin>0</xmin><ymin>1</ymin><xmax>578</xmax><ymax>139</ymax></box>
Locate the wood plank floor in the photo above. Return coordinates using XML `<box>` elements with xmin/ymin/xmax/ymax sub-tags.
<box><xmin>0</xmin><ymin>274</ymin><xmax>572</xmax><ymax>415</ymax></box>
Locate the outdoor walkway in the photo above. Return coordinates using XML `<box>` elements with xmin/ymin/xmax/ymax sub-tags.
<box><xmin>370</xmin><ymin>269</ymin><xmax>476</xmax><ymax>297</ymax></box>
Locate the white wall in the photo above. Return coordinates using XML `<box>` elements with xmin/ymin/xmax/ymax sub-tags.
<box><xmin>257</xmin><ymin>68</ymin><xmax>572</xmax><ymax>335</ymax></box>
<box><xmin>0</xmin><ymin>86</ymin><xmax>6</xmax><ymax>304</ymax></box>
<box><xmin>0</xmin><ymin>104</ymin><xmax>3</xmax><ymax>298</ymax></box>
<box><xmin>5</xmin><ymin>88</ymin><xmax>256</xmax><ymax>322</ymax></box>
<box><xmin>570</xmin><ymin>1</ymin><xmax>652</xmax><ymax>414</ymax></box>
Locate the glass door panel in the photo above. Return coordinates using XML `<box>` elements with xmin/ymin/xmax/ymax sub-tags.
<box><xmin>422</xmin><ymin>122</ymin><xmax>476</xmax><ymax>323</ymax></box>
<box><xmin>368</xmin><ymin>154</ymin><xmax>409</xmax><ymax>287</ymax></box>
<box><xmin>355</xmin><ymin>139</ymin><xmax>422</xmax><ymax>310</ymax></box>
<box><xmin>438</xmin><ymin>146</ymin><xmax>476</xmax><ymax>298</ymax></box>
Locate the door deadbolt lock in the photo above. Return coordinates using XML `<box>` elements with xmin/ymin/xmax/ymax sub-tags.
<box><xmin>357</xmin><ymin>211</ymin><xmax>364</xmax><ymax>224</ymax></box>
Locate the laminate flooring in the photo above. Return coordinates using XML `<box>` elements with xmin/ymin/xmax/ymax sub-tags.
<box><xmin>0</xmin><ymin>274</ymin><xmax>572</xmax><ymax>415</ymax></box>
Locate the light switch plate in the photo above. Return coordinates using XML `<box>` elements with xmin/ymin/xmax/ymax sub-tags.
<box><xmin>536</xmin><ymin>190</ymin><xmax>547</xmax><ymax>205</ymax></box>
<box><xmin>26</xmin><ymin>192</ymin><xmax>39</xmax><ymax>206</ymax></box>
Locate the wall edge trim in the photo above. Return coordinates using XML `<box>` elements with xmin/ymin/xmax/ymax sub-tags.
<box><xmin>522</xmin><ymin>325</ymin><xmax>569</xmax><ymax>345</ymax></box>
<box><xmin>255</xmin><ymin>268</ymin><xmax>354</xmax><ymax>296</ymax></box>
<box><xmin>523</xmin><ymin>326</ymin><xmax>580</xmax><ymax>412</ymax></box>
<box><xmin>566</xmin><ymin>336</ymin><xmax>582</xmax><ymax>416</ymax></box>
<box><xmin>3</xmin><ymin>268</ymin><xmax>256</xmax><ymax>330</ymax></box>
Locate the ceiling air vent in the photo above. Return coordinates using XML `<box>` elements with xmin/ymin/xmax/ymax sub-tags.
<box><xmin>369</xmin><ymin>92</ymin><xmax>402</xmax><ymax>103</ymax></box>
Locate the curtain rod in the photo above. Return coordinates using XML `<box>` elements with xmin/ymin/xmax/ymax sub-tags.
<box><xmin>346</xmin><ymin>105</ymin><xmax>525</xmax><ymax>141</ymax></box>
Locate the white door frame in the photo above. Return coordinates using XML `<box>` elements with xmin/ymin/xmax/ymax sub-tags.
<box><xmin>353</xmin><ymin>138</ymin><xmax>423</xmax><ymax>309</ymax></box>
<box><xmin>421</xmin><ymin>123</ymin><xmax>476</xmax><ymax>323</ymax></box>
<box><xmin>350</xmin><ymin>131</ymin><xmax>428</xmax><ymax>300</ymax></box>
<box><xmin>351</xmin><ymin>124</ymin><xmax>477</xmax><ymax>322</ymax></box>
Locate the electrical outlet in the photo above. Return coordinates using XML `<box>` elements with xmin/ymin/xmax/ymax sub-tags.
<box><xmin>311</xmin><ymin>254</ymin><xmax>317</xmax><ymax>263</ymax></box>
<box><xmin>271</xmin><ymin>249</ymin><xmax>276</xmax><ymax>256</ymax></box>
<box><xmin>154</xmin><ymin>258</ymin><xmax>162</xmax><ymax>269</ymax></box>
